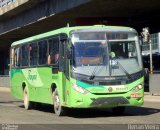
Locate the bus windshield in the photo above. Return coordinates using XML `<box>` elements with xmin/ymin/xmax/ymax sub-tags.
<box><xmin>71</xmin><ymin>31</ymin><xmax>142</xmax><ymax>77</ymax></box>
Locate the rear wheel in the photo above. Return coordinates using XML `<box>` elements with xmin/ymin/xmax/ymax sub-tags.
<box><xmin>52</xmin><ymin>88</ymin><xmax>66</xmax><ymax>116</ymax></box>
<box><xmin>112</xmin><ymin>106</ymin><xmax>126</xmax><ymax>115</ymax></box>
<box><xmin>23</xmin><ymin>88</ymin><xmax>32</xmax><ymax>110</ymax></box>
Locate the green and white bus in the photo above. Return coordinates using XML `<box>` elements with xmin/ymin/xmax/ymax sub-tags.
<box><xmin>10</xmin><ymin>25</ymin><xmax>144</xmax><ymax>116</ymax></box>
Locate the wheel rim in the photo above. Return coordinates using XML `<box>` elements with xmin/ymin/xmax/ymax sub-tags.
<box><xmin>24</xmin><ymin>89</ymin><xmax>29</xmax><ymax>109</ymax></box>
<box><xmin>54</xmin><ymin>92</ymin><xmax>60</xmax><ymax>112</ymax></box>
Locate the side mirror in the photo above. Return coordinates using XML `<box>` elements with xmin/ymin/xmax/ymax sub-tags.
<box><xmin>139</xmin><ymin>37</ymin><xmax>143</xmax><ymax>51</ymax></box>
<box><xmin>139</xmin><ymin>36</ymin><xmax>142</xmax><ymax>45</ymax></box>
<box><xmin>66</xmin><ymin>48</ymin><xmax>72</xmax><ymax>59</ymax></box>
<box><xmin>141</xmin><ymin>27</ymin><xmax>150</xmax><ymax>43</ymax></box>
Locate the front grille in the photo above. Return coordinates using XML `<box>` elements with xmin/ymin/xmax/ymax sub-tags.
<box><xmin>92</xmin><ymin>92</ymin><xmax>127</xmax><ymax>95</ymax></box>
<box><xmin>99</xmin><ymin>81</ymin><xmax>122</xmax><ymax>85</ymax></box>
<box><xmin>90</xmin><ymin>97</ymin><xmax>129</xmax><ymax>106</ymax></box>
<box><xmin>81</xmin><ymin>79</ymin><xmax>93</xmax><ymax>85</ymax></box>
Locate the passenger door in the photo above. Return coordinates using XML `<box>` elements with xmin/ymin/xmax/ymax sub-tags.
<box><xmin>59</xmin><ymin>34</ymin><xmax>70</xmax><ymax>103</ymax></box>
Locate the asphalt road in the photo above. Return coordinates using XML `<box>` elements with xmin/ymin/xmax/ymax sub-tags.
<box><xmin>0</xmin><ymin>90</ymin><xmax>160</xmax><ymax>130</ymax></box>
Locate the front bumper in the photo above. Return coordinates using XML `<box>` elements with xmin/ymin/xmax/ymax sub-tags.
<box><xmin>67</xmin><ymin>89</ymin><xmax>144</xmax><ymax>108</ymax></box>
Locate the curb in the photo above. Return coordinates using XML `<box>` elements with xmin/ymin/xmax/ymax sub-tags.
<box><xmin>144</xmin><ymin>95</ymin><xmax>160</xmax><ymax>103</ymax></box>
<box><xmin>144</xmin><ymin>99</ymin><xmax>160</xmax><ymax>103</ymax></box>
<box><xmin>0</xmin><ymin>87</ymin><xmax>10</xmax><ymax>92</ymax></box>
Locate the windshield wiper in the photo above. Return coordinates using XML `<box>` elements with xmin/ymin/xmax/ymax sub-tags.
<box><xmin>111</xmin><ymin>59</ymin><xmax>131</xmax><ymax>79</ymax></box>
<box><xmin>89</xmin><ymin>63</ymin><xmax>105</xmax><ymax>80</ymax></box>
<box><xmin>89</xmin><ymin>65</ymin><xmax>98</xmax><ymax>80</ymax></box>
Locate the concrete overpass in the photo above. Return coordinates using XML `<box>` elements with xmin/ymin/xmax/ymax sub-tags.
<box><xmin>0</xmin><ymin>0</ymin><xmax>160</xmax><ymax>78</ymax></box>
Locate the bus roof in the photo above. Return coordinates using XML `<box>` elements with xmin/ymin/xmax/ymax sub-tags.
<box><xmin>11</xmin><ymin>25</ymin><xmax>136</xmax><ymax>47</ymax></box>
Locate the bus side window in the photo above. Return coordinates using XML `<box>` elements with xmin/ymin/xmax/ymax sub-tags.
<box><xmin>14</xmin><ymin>47</ymin><xmax>21</xmax><ymax>67</ymax></box>
<box><xmin>38</xmin><ymin>40</ymin><xmax>48</xmax><ymax>65</ymax></box>
<box><xmin>22</xmin><ymin>44</ymin><xmax>29</xmax><ymax>67</ymax></box>
<box><xmin>48</xmin><ymin>37</ymin><xmax>59</xmax><ymax>65</ymax></box>
<box><xmin>30</xmin><ymin>43</ymin><xmax>38</xmax><ymax>66</ymax></box>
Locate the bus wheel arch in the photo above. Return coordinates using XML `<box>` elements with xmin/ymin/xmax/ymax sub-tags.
<box><xmin>22</xmin><ymin>82</ymin><xmax>26</xmax><ymax>91</ymax></box>
<box><xmin>51</xmin><ymin>83</ymin><xmax>57</xmax><ymax>93</ymax></box>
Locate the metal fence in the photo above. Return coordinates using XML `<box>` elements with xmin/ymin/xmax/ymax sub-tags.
<box><xmin>0</xmin><ymin>0</ymin><xmax>16</xmax><ymax>8</ymax></box>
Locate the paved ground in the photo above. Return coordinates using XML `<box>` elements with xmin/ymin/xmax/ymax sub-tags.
<box><xmin>0</xmin><ymin>87</ymin><xmax>160</xmax><ymax>130</ymax></box>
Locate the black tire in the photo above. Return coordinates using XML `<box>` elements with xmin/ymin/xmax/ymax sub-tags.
<box><xmin>112</xmin><ymin>106</ymin><xmax>125</xmax><ymax>115</ymax></box>
<box><xmin>52</xmin><ymin>88</ymin><xmax>66</xmax><ymax>116</ymax></box>
<box><xmin>23</xmin><ymin>87</ymin><xmax>32</xmax><ymax>110</ymax></box>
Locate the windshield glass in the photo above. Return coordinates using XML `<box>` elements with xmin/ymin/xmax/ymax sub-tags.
<box><xmin>71</xmin><ymin>31</ymin><xmax>142</xmax><ymax>77</ymax></box>
<box><xmin>110</xmin><ymin>40</ymin><xmax>142</xmax><ymax>76</ymax></box>
<box><xmin>72</xmin><ymin>41</ymin><xmax>109</xmax><ymax>77</ymax></box>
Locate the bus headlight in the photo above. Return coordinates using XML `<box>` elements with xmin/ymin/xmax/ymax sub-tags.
<box><xmin>72</xmin><ymin>83</ymin><xmax>88</xmax><ymax>94</ymax></box>
<box><xmin>131</xmin><ymin>83</ymin><xmax>144</xmax><ymax>92</ymax></box>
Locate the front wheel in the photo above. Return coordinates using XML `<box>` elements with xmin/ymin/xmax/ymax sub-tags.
<box><xmin>52</xmin><ymin>88</ymin><xmax>66</xmax><ymax>116</ymax></box>
<box><xmin>112</xmin><ymin>106</ymin><xmax>126</xmax><ymax>115</ymax></box>
<box><xmin>23</xmin><ymin>88</ymin><xmax>32</xmax><ymax>110</ymax></box>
